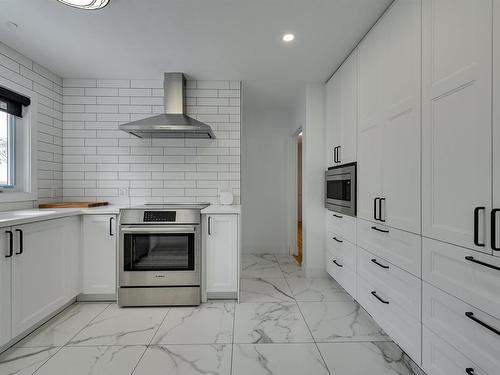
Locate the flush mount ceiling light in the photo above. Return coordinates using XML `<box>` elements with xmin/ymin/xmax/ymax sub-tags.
<box><xmin>282</xmin><ymin>33</ymin><xmax>295</xmax><ymax>42</ymax></box>
<box><xmin>57</xmin><ymin>0</ymin><xmax>110</xmax><ymax>10</ymax></box>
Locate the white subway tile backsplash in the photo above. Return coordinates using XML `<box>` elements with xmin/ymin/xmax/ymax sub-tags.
<box><xmin>58</xmin><ymin>78</ymin><xmax>240</xmax><ymax>204</ymax></box>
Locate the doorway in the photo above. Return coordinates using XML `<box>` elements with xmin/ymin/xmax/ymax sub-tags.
<box><xmin>295</xmin><ymin>131</ymin><xmax>303</xmax><ymax>265</ymax></box>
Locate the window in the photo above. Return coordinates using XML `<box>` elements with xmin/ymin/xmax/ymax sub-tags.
<box><xmin>0</xmin><ymin>111</ymin><xmax>15</xmax><ymax>188</ymax></box>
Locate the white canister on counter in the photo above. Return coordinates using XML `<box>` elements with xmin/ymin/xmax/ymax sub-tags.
<box><xmin>219</xmin><ymin>188</ymin><xmax>234</xmax><ymax>205</ymax></box>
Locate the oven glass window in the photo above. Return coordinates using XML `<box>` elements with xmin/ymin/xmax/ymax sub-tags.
<box><xmin>123</xmin><ymin>233</ymin><xmax>195</xmax><ymax>271</ymax></box>
<box><xmin>327</xmin><ymin>179</ymin><xmax>351</xmax><ymax>201</ymax></box>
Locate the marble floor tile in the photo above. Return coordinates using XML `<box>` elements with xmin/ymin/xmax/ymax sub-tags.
<box><xmin>152</xmin><ymin>302</ymin><xmax>234</xmax><ymax>344</ymax></box>
<box><xmin>234</xmin><ymin>302</ymin><xmax>313</xmax><ymax>343</ymax></box>
<box><xmin>279</xmin><ymin>262</ymin><xmax>305</xmax><ymax>278</ymax></box>
<box><xmin>275</xmin><ymin>254</ymin><xmax>298</xmax><ymax>264</ymax></box>
<box><xmin>240</xmin><ymin>278</ymin><xmax>294</xmax><ymax>302</ymax></box>
<box><xmin>241</xmin><ymin>256</ymin><xmax>284</xmax><ymax>279</ymax></box>
<box><xmin>232</xmin><ymin>343</ymin><xmax>329</xmax><ymax>375</ymax></box>
<box><xmin>318</xmin><ymin>342</ymin><xmax>426</xmax><ymax>375</ymax></box>
<box><xmin>69</xmin><ymin>305</ymin><xmax>168</xmax><ymax>346</ymax></box>
<box><xmin>298</xmin><ymin>301</ymin><xmax>389</xmax><ymax>342</ymax></box>
<box><xmin>133</xmin><ymin>344</ymin><xmax>231</xmax><ymax>375</ymax></box>
<box><xmin>0</xmin><ymin>346</ymin><xmax>59</xmax><ymax>375</ymax></box>
<box><xmin>35</xmin><ymin>345</ymin><xmax>146</xmax><ymax>375</ymax></box>
<box><xmin>16</xmin><ymin>303</ymin><xmax>109</xmax><ymax>347</ymax></box>
<box><xmin>287</xmin><ymin>278</ymin><xmax>353</xmax><ymax>302</ymax></box>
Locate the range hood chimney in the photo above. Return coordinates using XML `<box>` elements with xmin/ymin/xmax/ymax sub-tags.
<box><xmin>119</xmin><ymin>73</ymin><xmax>216</xmax><ymax>139</ymax></box>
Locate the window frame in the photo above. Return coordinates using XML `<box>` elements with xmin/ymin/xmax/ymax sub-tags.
<box><xmin>0</xmin><ymin>77</ymin><xmax>37</xmax><ymax>203</ymax></box>
<box><xmin>0</xmin><ymin>112</ymin><xmax>17</xmax><ymax>189</ymax></box>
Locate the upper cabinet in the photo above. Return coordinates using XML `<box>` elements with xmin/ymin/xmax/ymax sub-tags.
<box><xmin>325</xmin><ymin>50</ymin><xmax>357</xmax><ymax>167</ymax></box>
<box><xmin>422</xmin><ymin>0</ymin><xmax>494</xmax><ymax>253</ymax></box>
<box><xmin>357</xmin><ymin>0</ymin><xmax>421</xmax><ymax>234</ymax></box>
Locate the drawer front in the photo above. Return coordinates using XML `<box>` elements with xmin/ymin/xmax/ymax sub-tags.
<box><xmin>325</xmin><ymin>210</ymin><xmax>356</xmax><ymax>244</ymax></box>
<box><xmin>357</xmin><ymin>275</ymin><xmax>421</xmax><ymax>364</ymax></box>
<box><xmin>423</xmin><ymin>283</ymin><xmax>500</xmax><ymax>375</ymax></box>
<box><xmin>423</xmin><ymin>326</ymin><xmax>491</xmax><ymax>375</ymax></box>
<box><xmin>357</xmin><ymin>246</ymin><xmax>421</xmax><ymax>321</ymax></box>
<box><xmin>357</xmin><ymin>218</ymin><xmax>421</xmax><ymax>277</ymax></box>
<box><xmin>326</xmin><ymin>251</ymin><xmax>356</xmax><ymax>298</ymax></box>
<box><xmin>423</xmin><ymin>237</ymin><xmax>500</xmax><ymax>320</ymax></box>
<box><xmin>326</xmin><ymin>233</ymin><xmax>357</xmax><ymax>270</ymax></box>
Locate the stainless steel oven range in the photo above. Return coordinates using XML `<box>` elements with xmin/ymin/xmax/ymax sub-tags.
<box><xmin>325</xmin><ymin>162</ymin><xmax>357</xmax><ymax>216</ymax></box>
<box><xmin>118</xmin><ymin>204</ymin><xmax>208</xmax><ymax>307</ymax></box>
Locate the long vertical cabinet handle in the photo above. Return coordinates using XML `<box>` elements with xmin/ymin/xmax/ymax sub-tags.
<box><xmin>5</xmin><ymin>230</ymin><xmax>13</xmax><ymax>258</ymax></box>
<box><xmin>379</xmin><ymin>198</ymin><xmax>386</xmax><ymax>222</ymax></box>
<box><xmin>491</xmin><ymin>209</ymin><xmax>500</xmax><ymax>251</ymax></box>
<box><xmin>109</xmin><ymin>216</ymin><xmax>114</xmax><ymax>236</ymax></box>
<box><xmin>337</xmin><ymin>146</ymin><xmax>341</xmax><ymax>163</ymax></box>
<box><xmin>374</xmin><ymin>198</ymin><xmax>380</xmax><ymax>221</ymax></box>
<box><xmin>208</xmin><ymin>216</ymin><xmax>212</xmax><ymax>235</ymax></box>
<box><xmin>473</xmin><ymin>207</ymin><xmax>485</xmax><ymax>247</ymax></box>
<box><xmin>15</xmin><ymin>229</ymin><xmax>23</xmax><ymax>255</ymax></box>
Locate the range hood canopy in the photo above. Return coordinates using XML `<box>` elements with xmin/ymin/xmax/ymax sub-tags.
<box><xmin>119</xmin><ymin>73</ymin><xmax>215</xmax><ymax>139</ymax></box>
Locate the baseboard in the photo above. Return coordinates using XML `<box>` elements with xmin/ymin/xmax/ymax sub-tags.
<box><xmin>304</xmin><ymin>266</ymin><xmax>328</xmax><ymax>278</ymax></box>
<box><xmin>77</xmin><ymin>293</ymin><xmax>117</xmax><ymax>302</ymax></box>
<box><xmin>207</xmin><ymin>292</ymin><xmax>238</xmax><ymax>300</ymax></box>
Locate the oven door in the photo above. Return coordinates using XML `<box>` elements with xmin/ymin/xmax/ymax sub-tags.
<box><xmin>119</xmin><ymin>225</ymin><xmax>200</xmax><ymax>287</ymax></box>
<box><xmin>325</xmin><ymin>164</ymin><xmax>356</xmax><ymax>216</ymax></box>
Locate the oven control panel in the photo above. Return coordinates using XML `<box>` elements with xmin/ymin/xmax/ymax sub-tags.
<box><xmin>143</xmin><ymin>211</ymin><xmax>176</xmax><ymax>222</ymax></box>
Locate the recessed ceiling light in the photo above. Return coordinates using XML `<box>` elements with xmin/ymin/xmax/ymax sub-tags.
<box><xmin>282</xmin><ymin>33</ymin><xmax>295</xmax><ymax>42</ymax></box>
<box><xmin>57</xmin><ymin>0</ymin><xmax>110</xmax><ymax>10</ymax></box>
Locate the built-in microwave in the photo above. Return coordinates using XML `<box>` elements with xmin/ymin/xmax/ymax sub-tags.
<box><xmin>325</xmin><ymin>162</ymin><xmax>357</xmax><ymax>216</ymax></box>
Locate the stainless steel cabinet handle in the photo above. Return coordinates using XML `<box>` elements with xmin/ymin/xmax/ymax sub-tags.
<box><xmin>5</xmin><ymin>230</ymin><xmax>13</xmax><ymax>258</ymax></box>
<box><xmin>15</xmin><ymin>229</ymin><xmax>23</xmax><ymax>255</ymax></box>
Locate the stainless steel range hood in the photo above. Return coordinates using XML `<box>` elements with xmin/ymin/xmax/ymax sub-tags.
<box><xmin>119</xmin><ymin>73</ymin><xmax>215</xmax><ymax>139</ymax></box>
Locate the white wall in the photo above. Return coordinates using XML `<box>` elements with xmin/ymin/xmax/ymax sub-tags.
<box><xmin>0</xmin><ymin>41</ymin><xmax>63</xmax><ymax>210</ymax></box>
<box><xmin>293</xmin><ymin>83</ymin><xmax>326</xmax><ymax>276</ymax></box>
<box><xmin>241</xmin><ymin>93</ymin><xmax>294</xmax><ymax>254</ymax></box>
<box><xmin>62</xmin><ymin>79</ymin><xmax>240</xmax><ymax>205</ymax></box>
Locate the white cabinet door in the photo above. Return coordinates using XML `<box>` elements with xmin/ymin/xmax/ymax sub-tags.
<box><xmin>325</xmin><ymin>73</ymin><xmax>341</xmax><ymax>167</ymax></box>
<box><xmin>422</xmin><ymin>0</ymin><xmax>492</xmax><ymax>252</ymax></box>
<box><xmin>339</xmin><ymin>51</ymin><xmax>357</xmax><ymax>165</ymax></box>
<box><xmin>493</xmin><ymin>0</ymin><xmax>500</xmax><ymax>257</ymax></box>
<box><xmin>205</xmin><ymin>214</ymin><xmax>238</xmax><ymax>294</ymax></box>
<box><xmin>82</xmin><ymin>215</ymin><xmax>117</xmax><ymax>295</ymax></box>
<box><xmin>11</xmin><ymin>219</ymin><xmax>67</xmax><ymax>337</ymax></box>
<box><xmin>380</xmin><ymin>0</ymin><xmax>421</xmax><ymax>234</ymax></box>
<box><xmin>0</xmin><ymin>227</ymin><xmax>12</xmax><ymax>347</ymax></box>
<box><xmin>64</xmin><ymin>216</ymin><xmax>81</xmax><ymax>300</ymax></box>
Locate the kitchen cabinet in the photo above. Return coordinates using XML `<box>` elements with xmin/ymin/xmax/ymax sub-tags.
<box><xmin>203</xmin><ymin>213</ymin><xmax>239</xmax><ymax>298</ymax></box>
<box><xmin>11</xmin><ymin>217</ymin><xmax>78</xmax><ymax>337</ymax></box>
<box><xmin>493</xmin><ymin>0</ymin><xmax>500</xmax><ymax>257</ymax></box>
<box><xmin>81</xmin><ymin>215</ymin><xmax>117</xmax><ymax>297</ymax></box>
<box><xmin>422</xmin><ymin>0</ymin><xmax>493</xmax><ymax>252</ymax></box>
<box><xmin>325</xmin><ymin>51</ymin><xmax>357</xmax><ymax>166</ymax></box>
<box><xmin>357</xmin><ymin>0</ymin><xmax>421</xmax><ymax>234</ymax></box>
<box><xmin>0</xmin><ymin>227</ymin><xmax>12</xmax><ymax>348</ymax></box>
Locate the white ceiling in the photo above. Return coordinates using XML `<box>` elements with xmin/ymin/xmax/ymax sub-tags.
<box><xmin>0</xmin><ymin>0</ymin><xmax>391</xmax><ymax>107</ymax></box>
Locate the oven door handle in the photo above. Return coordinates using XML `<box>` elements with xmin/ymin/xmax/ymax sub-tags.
<box><xmin>120</xmin><ymin>226</ymin><xmax>197</xmax><ymax>234</ymax></box>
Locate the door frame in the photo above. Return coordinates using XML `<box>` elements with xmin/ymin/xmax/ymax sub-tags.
<box><xmin>288</xmin><ymin>126</ymin><xmax>303</xmax><ymax>257</ymax></box>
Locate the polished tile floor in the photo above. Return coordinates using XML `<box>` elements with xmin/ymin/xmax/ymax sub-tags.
<box><xmin>0</xmin><ymin>254</ymin><xmax>425</xmax><ymax>375</ymax></box>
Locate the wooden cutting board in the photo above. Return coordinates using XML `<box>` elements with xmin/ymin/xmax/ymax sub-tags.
<box><xmin>39</xmin><ymin>201</ymin><xmax>109</xmax><ymax>209</ymax></box>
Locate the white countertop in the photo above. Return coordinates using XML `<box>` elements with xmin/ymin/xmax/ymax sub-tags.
<box><xmin>0</xmin><ymin>204</ymin><xmax>240</xmax><ymax>227</ymax></box>
<box><xmin>201</xmin><ymin>204</ymin><xmax>241</xmax><ymax>214</ymax></box>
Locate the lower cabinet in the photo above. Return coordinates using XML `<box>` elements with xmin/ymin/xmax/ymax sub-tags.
<box><xmin>0</xmin><ymin>228</ymin><xmax>12</xmax><ymax>348</ymax></box>
<box><xmin>204</xmin><ymin>213</ymin><xmax>239</xmax><ymax>298</ymax></box>
<box><xmin>81</xmin><ymin>215</ymin><xmax>117</xmax><ymax>296</ymax></box>
<box><xmin>11</xmin><ymin>217</ymin><xmax>80</xmax><ymax>337</ymax></box>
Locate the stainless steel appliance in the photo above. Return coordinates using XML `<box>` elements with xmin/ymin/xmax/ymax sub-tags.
<box><xmin>119</xmin><ymin>73</ymin><xmax>216</xmax><ymax>139</ymax></box>
<box><xmin>118</xmin><ymin>204</ymin><xmax>209</xmax><ymax>307</ymax></box>
<box><xmin>325</xmin><ymin>162</ymin><xmax>357</xmax><ymax>216</ymax></box>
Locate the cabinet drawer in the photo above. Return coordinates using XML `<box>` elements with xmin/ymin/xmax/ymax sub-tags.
<box><xmin>357</xmin><ymin>247</ymin><xmax>421</xmax><ymax>321</ymax></box>
<box><xmin>326</xmin><ymin>250</ymin><xmax>356</xmax><ymax>298</ymax></box>
<box><xmin>325</xmin><ymin>210</ymin><xmax>356</xmax><ymax>244</ymax></box>
<box><xmin>357</xmin><ymin>275</ymin><xmax>421</xmax><ymax>364</ymax></box>
<box><xmin>422</xmin><ymin>283</ymin><xmax>500</xmax><ymax>375</ymax></box>
<box><xmin>423</xmin><ymin>326</ymin><xmax>491</xmax><ymax>375</ymax></box>
<box><xmin>357</xmin><ymin>218</ymin><xmax>421</xmax><ymax>277</ymax></box>
<box><xmin>326</xmin><ymin>233</ymin><xmax>357</xmax><ymax>270</ymax></box>
<box><xmin>423</xmin><ymin>237</ymin><xmax>500</xmax><ymax>320</ymax></box>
